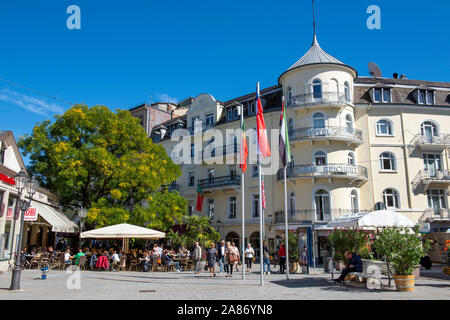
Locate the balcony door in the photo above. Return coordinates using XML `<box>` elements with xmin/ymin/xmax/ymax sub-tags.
<box><xmin>314</xmin><ymin>189</ymin><xmax>330</xmax><ymax>221</ymax></box>
<box><xmin>427</xmin><ymin>190</ymin><xmax>447</xmax><ymax>215</ymax></box>
<box><xmin>423</xmin><ymin>154</ymin><xmax>442</xmax><ymax>177</ymax></box>
<box><xmin>420</xmin><ymin>121</ymin><xmax>438</xmax><ymax>143</ymax></box>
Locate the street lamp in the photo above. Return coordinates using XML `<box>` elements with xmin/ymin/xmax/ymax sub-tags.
<box><xmin>78</xmin><ymin>207</ymin><xmax>88</xmax><ymax>249</ymax></box>
<box><xmin>10</xmin><ymin>170</ymin><xmax>38</xmax><ymax>291</ymax></box>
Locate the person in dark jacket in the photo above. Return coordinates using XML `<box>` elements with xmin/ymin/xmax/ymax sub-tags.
<box><xmin>334</xmin><ymin>251</ymin><xmax>363</xmax><ymax>285</ymax></box>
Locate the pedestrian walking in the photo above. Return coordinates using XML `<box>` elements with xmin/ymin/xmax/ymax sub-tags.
<box><xmin>225</xmin><ymin>242</ymin><xmax>235</xmax><ymax>277</ymax></box>
<box><xmin>232</xmin><ymin>242</ymin><xmax>240</xmax><ymax>272</ymax></box>
<box><xmin>217</xmin><ymin>240</ymin><xmax>227</xmax><ymax>274</ymax></box>
<box><xmin>244</xmin><ymin>243</ymin><xmax>255</xmax><ymax>272</ymax></box>
<box><xmin>278</xmin><ymin>242</ymin><xmax>286</xmax><ymax>274</ymax></box>
<box><xmin>207</xmin><ymin>243</ymin><xmax>217</xmax><ymax>277</ymax></box>
<box><xmin>193</xmin><ymin>242</ymin><xmax>202</xmax><ymax>274</ymax></box>
<box><xmin>263</xmin><ymin>240</ymin><xmax>271</xmax><ymax>275</ymax></box>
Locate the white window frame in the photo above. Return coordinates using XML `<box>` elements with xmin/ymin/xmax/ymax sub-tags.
<box><xmin>382</xmin><ymin>188</ymin><xmax>400</xmax><ymax>209</ymax></box>
<box><xmin>252</xmin><ymin>194</ymin><xmax>260</xmax><ymax>218</ymax></box>
<box><xmin>379</xmin><ymin>152</ymin><xmax>397</xmax><ymax>172</ymax></box>
<box><xmin>228</xmin><ymin>196</ymin><xmax>237</xmax><ymax>220</ymax></box>
<box><xmin>376</xmin><ymin>119</ymin><xmax>394</xmax><ymax>136</ymax></box>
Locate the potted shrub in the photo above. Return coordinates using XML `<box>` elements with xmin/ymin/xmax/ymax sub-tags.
<box><xmin>327</xmin><ymin>228</ymin><xmax>369</xmax><ymax>271</ymax></box>
<box><xmin>374</xmin><ymin>227</ymin><xmax>432</xmax><ymax>292</ymax></box>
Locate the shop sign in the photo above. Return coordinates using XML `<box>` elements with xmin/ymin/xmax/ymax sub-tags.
<box><xmin>417</xmin><ymin>223</ymin><xmax>431</xmax><ymax>233</ymax></box>
<box><xmin>6</xmin><ymin>207</ymin><xmax>37</xmax><ymax>221</ymax></box>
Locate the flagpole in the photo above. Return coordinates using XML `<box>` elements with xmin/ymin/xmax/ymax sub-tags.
<box><xmin>257</xmin><ymin>82</ymin><xmax>264</xmax><ymax>287</ymax></box>
<box><xmin>284</xmin><ymin>166</ymin><xmax>290</xmax><ymax>280</ymax></box>
<box><xmin>240</xmin><ymin>103</ymin><xmax>246</xmax><ymax>280</ymax></box>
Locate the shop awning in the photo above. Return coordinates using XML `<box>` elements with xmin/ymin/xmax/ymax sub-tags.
<box><xmin>31</xmin><ymin>201</ymin><xmax>79</xmax><ymax>233</ymax></box>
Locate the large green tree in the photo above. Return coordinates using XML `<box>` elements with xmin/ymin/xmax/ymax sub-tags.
<box><xmin>19</xmin><ymin>104</ymin><xmax>186</xmax><ymax>230</ymax></box>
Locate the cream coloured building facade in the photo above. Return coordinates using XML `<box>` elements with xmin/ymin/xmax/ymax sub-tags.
<box><xmin>134</xmin><ymin>35</ymin><xmax>450</xmax><ymax>263</ymax></box>
<box><xmin>0</xmin><ymin>131</ymin><xmax>78</xmax><ymax>272</ymax></box>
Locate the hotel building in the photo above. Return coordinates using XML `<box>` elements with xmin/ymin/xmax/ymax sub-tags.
<box><xmin>131</xmin><ymin>35</ymin><xmax>450</xmax><ymax>263</ymax></box>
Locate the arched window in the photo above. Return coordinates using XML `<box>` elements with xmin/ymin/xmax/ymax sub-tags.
<box><xmin>376</xmin><ymin>119</ymin><xmax>393</xmax><ymax>136</ymax></box>
<box><xmin>314</xmin><ymin>151</ymin><xmax>327</xmax><ymax>165</ymax></box>
<box><xmin>288</xmin><ymin>118</ymin><xmax>294</xmax><ymax>135</ymax></box>
<box><xmin>379</xmin><ymin>152</ymin><xmax>397</xmax><ymax>171</ymax></box>
<box><xmin>350</xmin><ymin>189</ymin><xmax>359</xmax><ymax>213</ymax></box>
<box><xmin>382</xmin><ymin>188</ymin><xmax>400</xmax><ymax>209</ymax></box>
<box><xmin>314</xmin><ymin>189</ymin><xmax>330</xmax><ymax>221</ymax></box>
<box><xmin>347</xmin><ymin>152</ymin><xmax>355</xmax><ymax>165</ymax></box>
<box><xmin>344</xmin><ymin>82</ymin><xmax>351</xmax><ymax>102</ymax></box>
<box><xmin>345</xmin><ymin>114</ymin><xmax>353</xmax><ymax>132</ymax></box>
<box><xmin>420</xmin><ymin>121</ymin><xmax>439</xmax><ymax>142</ymax></box>
<box><xmin>312</xmin><ymin>79</ymin><xmax>322</xmax><ymax>99</ymax></box>
<box><xmin>288</xmin><ymin>191</ymin><xmax>296</xmax><ymax>215</ymax></box>
<box><xmin>287</xmin><ymin>87</ymin><xmax>292</xmax><ymax>105</ymax></box>
<box><xmin>313</xmin><ymin>112</ymin><xmax>325</xmax><ymax>128</ymax></box>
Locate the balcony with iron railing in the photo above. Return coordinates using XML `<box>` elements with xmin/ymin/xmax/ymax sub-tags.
<box><xmin>419</xmin><ymin>208</ymin><xmax>449</xmax><ymax>223</ymax></box>
<box><xmin>273</xmin><ymin>209</ymin><xmax>365</xmax><ymax>225</ymax></box>
<box><xmin>286</xmin><ymin>92</ymin><xmax>349</xmax><ymax>109</ymax></box>
<box><xmin>198</xmin><ymin>175</ymin><xmax>240</xmax><ymax>191</ymax></box>
<box><xmin>278</xmin><ymin>164</ymin><xmax>368</xmax><ymax>182</ymax></box>
<box><xmin>409</xmin><ymin>133</ymin><xmax>450</xmax><ymax>152</ymax></box>
<box><xmin>412</xmin><ymin>169</ymin><xmax>450</xmax><ymax>193</ymax></box>
<box><xmin>289</xmin><ymin>126</ymin><xmax>363</xmax><ymax>144</ymax></box>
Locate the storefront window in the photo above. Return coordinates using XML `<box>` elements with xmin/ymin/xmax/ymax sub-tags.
<box><xmin>1</xmin><ymin>196</ymin><xmax>18</xmax><ymax>260</ymax></box>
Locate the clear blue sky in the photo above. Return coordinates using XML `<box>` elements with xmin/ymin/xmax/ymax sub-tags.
<box><xmin>0</xmin><ymin>0</ymin><xmax>449</xmax><ymax>141</ymax></box>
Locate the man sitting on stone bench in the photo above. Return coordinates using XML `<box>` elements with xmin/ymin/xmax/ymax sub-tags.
<box><xmin>334</xmin><ymin>251</ymin><xmax>363</xmax><ymax>286</ymax></box>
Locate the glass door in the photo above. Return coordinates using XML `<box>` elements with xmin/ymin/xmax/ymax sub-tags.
<box><xmin>423</xmin><ymin>154</ymin><xmax>442</xmax><ymax>177</ymax></box>
<box><xmin>421</xmin><ymin>122</ymin><xmax>438</xmax><ymax>143</ymax></box>
<box><xmin>315</xmin><ymin>190</ymin><xmax>330</xmax><ymax>221</ymax></box>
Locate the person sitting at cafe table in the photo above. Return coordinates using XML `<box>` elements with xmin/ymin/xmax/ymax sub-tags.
<box><xmin>334</xmin><ymin>251</ymin><xmax>363</xmax><ymax>286</ymax></box>
<box><xmin>162</xmin><ymin>250</ymin><xmax>181</xmax><ymax>272</ymax></box>
<box><xmin>73</xmin><ymin>249</ymin><xmax>86</xmax><ymax>266</ymax></box>
<box><xmin>64</xmin><ymin>249</ymin><xmax>72</xmax><ymax>264</ymax></box>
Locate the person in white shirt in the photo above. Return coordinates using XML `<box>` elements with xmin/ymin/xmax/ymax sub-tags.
<box><xmin>111</xmin><ymin>251</ymin><xmax>121</xmax><ymax>271</ymax></box>
<box><xmin>244</xmin><ymin>243</ymin><xmax>255</xmax><ymax>271</ymax></box>
<box><xmin>64</xmin><ymin>250</ymin><xmax>72</xmax><ymax>263</ymax></box>
<box><xmin>218</xmin><ymin>240</ymin><xmax>227</xmax><ymax>273</ymax></box>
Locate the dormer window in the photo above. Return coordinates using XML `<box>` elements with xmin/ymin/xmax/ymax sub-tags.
<box><xmin>226</xmin><ymin>107</ymin><xmax>238</xmax><ymax>122</ymax></box>
<box><xmin>205</xmin><ymin>113</ymin><xmax>214</xmax><ymax>128</ymax></box>
<box><xmin>248</xmin><ymin>101</ymin><xmax>256</xmax><ymax>115</ymax></box>
<box><xmin>416</xmin><ymin>89</ymin><xmax>434</xmax><ymax>105</ymax></box>
<box><xmin>372</xmin><ymin>87</ymin><xmax>391</xmax><ymax>103</ymax></box>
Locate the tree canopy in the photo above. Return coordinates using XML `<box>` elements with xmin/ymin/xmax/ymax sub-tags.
<box><xmin>19</xmin><ymin>104</ymin><xmax>186</xmax><ymax>230</ymax></box>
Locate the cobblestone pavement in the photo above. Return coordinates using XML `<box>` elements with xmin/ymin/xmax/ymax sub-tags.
<box><xmin>0</xmin><ymin>266</ymin><xmax>448</xmax><ymax>300</ymax></box>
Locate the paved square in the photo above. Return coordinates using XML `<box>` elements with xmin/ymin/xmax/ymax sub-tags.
<box><xmin>0</xmin><ymin>266</ymin><xmax>449</xmax><ymax>300</ymax></box>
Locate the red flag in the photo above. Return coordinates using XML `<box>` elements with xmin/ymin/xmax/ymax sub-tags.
<box><xmin>256</xmin><ymin>84</ymin><xmax>271</xmax><ymax>158</ymax></box>
<box><xmin>239</xmin><ymin>120</ymin><xmax>248</xmax><ymax>173</ymax></box>
<box><xmin>196</xmin><ymin>184</ymin><xmax>204</xmax><ymax>212</ymax></box>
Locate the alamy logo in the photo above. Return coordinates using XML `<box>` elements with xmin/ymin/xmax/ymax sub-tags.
<box><xmin>66</xmin><ymin>266</ymin><xmax>81</xmax><ymax>290</ymax></box>
<box><xmin>366</xmin><ymin>5</ymin><xmax>381</xmax><ymax>30</ymax></box>
<box><xmin>66</xmin><ymin>5</ymin><xmax>81</xmax><ymax>30</ymax></box>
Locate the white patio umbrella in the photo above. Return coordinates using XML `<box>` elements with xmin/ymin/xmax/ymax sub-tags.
<box><xmin>80</xmin><ymin>223</ymin><xmax>166</xmax><ymax>251</ymax></box>
<box><xmin>326</xmin><ymin>210</ymin><xmax>416</xmax><ymax>229</ymax></box>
